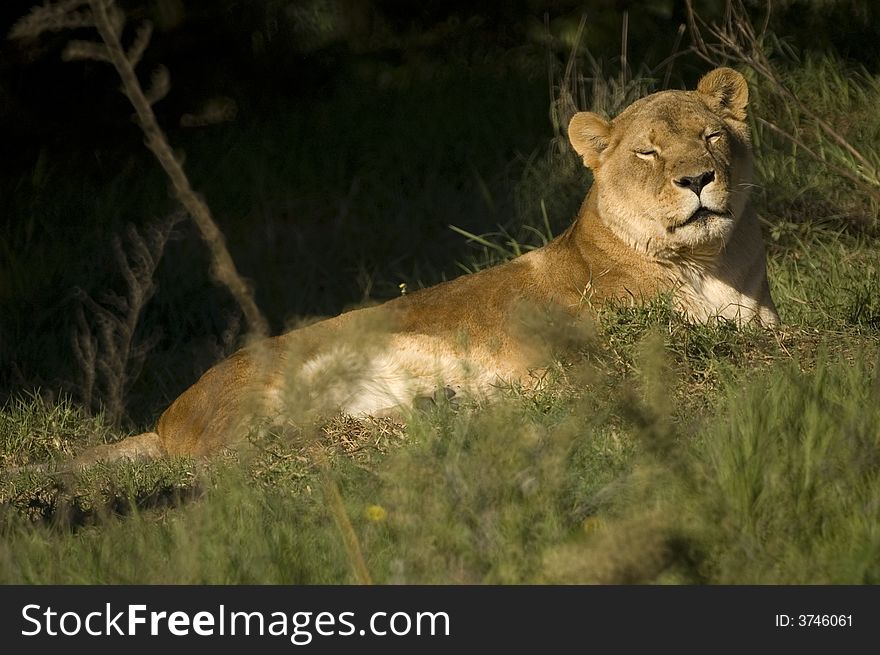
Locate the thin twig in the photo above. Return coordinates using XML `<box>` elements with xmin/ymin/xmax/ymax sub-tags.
<box><xmin>87</xmin><ymin>0</ymin><xmax>268</xmax><ymax>338</ymax></box>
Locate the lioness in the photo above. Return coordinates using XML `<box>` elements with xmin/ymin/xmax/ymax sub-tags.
<box><xmin>79</xmin><ymin>67</ymin><xmax>779</xmax><ymax>464</ymax></box>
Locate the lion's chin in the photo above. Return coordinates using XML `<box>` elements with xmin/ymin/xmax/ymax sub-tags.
<box><xmin>661</xmin><ymin>209</ymin><xmax>735</xmax><ymax>256</ymax></box>
<box><xmin>671</xmin><ymin>206</ymin><xmax>730</xmax><ymax>231</ymax></box>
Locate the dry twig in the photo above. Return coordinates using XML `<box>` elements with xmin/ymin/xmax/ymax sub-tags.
<box><xmin>11</xmin><ymin>0</ymin><xmax>269</xmax><ymax>337</ymax></box>
<box><xmin>72</xmin><ymin>214</ymin><xmax>182</xmax><ymax>423</ymax></box>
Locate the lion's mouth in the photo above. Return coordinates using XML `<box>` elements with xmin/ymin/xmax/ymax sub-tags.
<box><xmin>675</xmin><ymin>206</ymin><xmax>724</xmax><ymax>229</ymax></box>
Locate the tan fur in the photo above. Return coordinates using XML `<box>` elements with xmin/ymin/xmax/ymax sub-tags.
<box><xmin>83</xmin><ymin>68</ymin><xmax>780</xmax><ymax>464</ymax></box>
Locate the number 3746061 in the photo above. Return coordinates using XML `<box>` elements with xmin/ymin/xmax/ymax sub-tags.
<box><xmin>775</xmin><ymin>614</ymin><xmax>852</xmax><ymax>627</ymax></box>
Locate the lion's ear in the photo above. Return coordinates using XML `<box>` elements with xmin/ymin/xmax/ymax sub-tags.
<box><xmin>568</xmin><ymin>112</ymin><xmax>612</xmax><ymax>169</ymax></box>
<box><xmin>697</xmin><ymin>67</ymin><xmax>748</xmax><ymax>121</ymax></box>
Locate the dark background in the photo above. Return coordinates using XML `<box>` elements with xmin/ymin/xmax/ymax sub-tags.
<box><xmin>1</xmin><ymin>0</ymin><xmax>878</xmax><ymax>426</ymax></box>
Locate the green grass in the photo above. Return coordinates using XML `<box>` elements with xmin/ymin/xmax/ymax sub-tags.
<box><xmin>2</xmin><ymin>321</ymin><xmax>876</xmax><ymax>583</ymax></box>
<box><xmin>2</xmin><ymin>252</ymin><xmax>877</xmax><ymax>583</ymax></box>
<box><xmin>750</xmin><ymin>53</ymin><xmax>880</xmax><ymax>228</ymax></box>
<box><xmin>2</xmin><ymin>32</ymin><xmax>880</xmax><ymax>584</ymax></box>
<box><xmin>692</xmin><ymin>352</ymin><xmax>880</xmax><ymax>583</ymax></box>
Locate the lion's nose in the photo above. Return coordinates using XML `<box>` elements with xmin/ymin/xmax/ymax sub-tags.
<box><xmin>674</xmin><ymin>170</ymin><xmax>715</xmax><ymax>196</ymax></box>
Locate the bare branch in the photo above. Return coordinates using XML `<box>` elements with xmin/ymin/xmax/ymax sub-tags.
<box><xmin>145</xmin><ymin>65</ymin><xmax>170</xmax><ymax>105</ymax></box>
<box><xmin>71</xmin><ymin>213</ymin><xmax>183</xmax><ymax>423</ymax></box>
<box><xmin>9</xmin><ymin>1</ymin><xmax>93</xmax><ymax>40</ymax></box>
<box><xmin>684</xmin><ymin>0</ymin><xmax>706</xmax><ymax>54</ymax></box>
<box><xmin>87</xmin><ymin>0</ymin><xmax>268</xmax><ymax>337</ymax></box>
<box><xmin>126</xmin><ymin>20</ymin><xmax>152</xmax><ymax>66</ymax></box>
<box><xmin>62</xmin><ymin>39</ymin><xmax>110</xmax><ymax>62</ymax></box>
<box><xmin>106</xmin><ymin>1</ymin><xmax>125</xmax><ymax>39</ymax></box>
<box><xmin>14</xmin><ymin>0</ymin><xmax>268</xmax><ymax>338</ymax></box>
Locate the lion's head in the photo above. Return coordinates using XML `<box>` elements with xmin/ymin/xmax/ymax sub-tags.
<box><xmin>568</xmin><ymin>67</ymin><xmax>753</xmax><ymax>260</ymax></box>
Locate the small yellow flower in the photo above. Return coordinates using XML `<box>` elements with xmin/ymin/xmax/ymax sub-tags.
<box><xmin>365</xmin><ymin>504</ymin><xmax>387</xmax><ymax>522</ymax></box>
<box><xmin>581</xmin><ymin>517</ymin><xmax>603</xmax><ymax>534</ymax></box>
